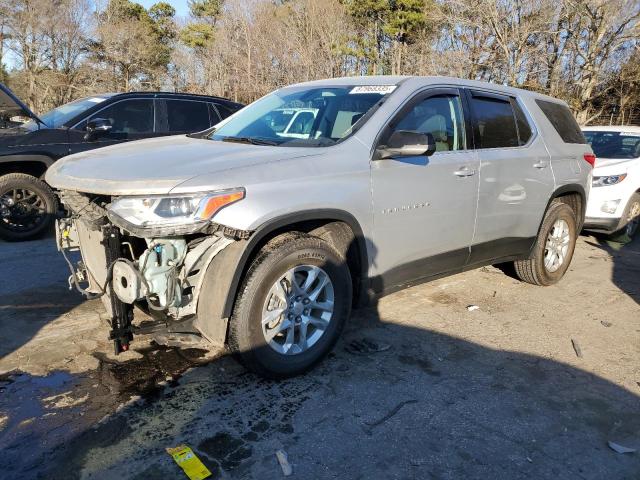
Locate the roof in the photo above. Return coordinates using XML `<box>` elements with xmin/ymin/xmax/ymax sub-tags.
<box><xmin>109</xmin><ymin>91</ymin><xmax>241</xmax><ymax>105</ymax></box>
<box><xmin>582</xmin><ymin>125</ymin><xmax>640</xmax><ymax>134</ymax></box>
<box><xmin>287</xmin><ymin>75</ymin><xmax>563</xmax><ymax>103</ymax></box>
<box><xmin>293</xmin><ymin>75</ymin><xmax>409</xmax><ymax>87</ymax></box>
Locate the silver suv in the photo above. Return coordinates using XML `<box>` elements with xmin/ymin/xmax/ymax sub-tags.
<box><xmin>46</xmin><ymin>76</ymin><xmax>593</xmax><ymax>378</ymax></box>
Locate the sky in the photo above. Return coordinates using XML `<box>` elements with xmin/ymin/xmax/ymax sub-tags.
<box><xmin>4</xmin><ymin>0</ymin><xmax>192</xmax><ymax>70</ymax></box>
<box><xmin>138</xmin><ymin>0</ymin><xmax>191</xmax><ymax>18</ymax></box>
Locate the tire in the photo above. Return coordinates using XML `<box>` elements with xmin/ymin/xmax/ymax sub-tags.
<box><xmin>228</xmin><ymin>232</ymin><xmax>352</xmax><ymax>378</ymax></box>
<box><xmin>0</xmin><ymin>173</ymin><xmax>58</xmax><ymax>241</ymax></box>
<box><xmin>610</xmin><ymin>193</ymin><xmax>640</xmax><ymax>243</ymax></box>
<box><xmin>514</xmin><ymin>202</ymin><xmax>577</xmax><ymax>286</ymax></box>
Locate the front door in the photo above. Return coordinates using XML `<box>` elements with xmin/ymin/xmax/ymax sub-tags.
<box><xmin>67</xmin><ymin>98</ymin><xmax>156</xmax><ymax>154</ymax></box>
<box><xmin>370</xmin><ymin>88</ymin><xmax>479</xmax><ymax>293</ymax></box>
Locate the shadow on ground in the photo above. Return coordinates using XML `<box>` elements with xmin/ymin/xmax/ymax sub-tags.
<box><xmin>1</xmin><ymin>234</ymin><xmax>639</xmax><ymax>479</ymax></box>
<box><xmin>584</xmin><ymin>232</ymin><xmax>640</xmax><ymax>306</ymax></box>
<box><xmin>1</xmin><ymin>303</ymin><xmax>638</xmax><ymax>479</ymax></box>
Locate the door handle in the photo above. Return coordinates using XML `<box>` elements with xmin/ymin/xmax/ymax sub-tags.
<box><xmin>533</xmin><ymin>161</ymin><xmax>548</xmax><ymax>169</ymax></box>
<box><xmin>453</xmin><ymin>167</ymin><xmax>476</xmax><ymax>177</ymax></box>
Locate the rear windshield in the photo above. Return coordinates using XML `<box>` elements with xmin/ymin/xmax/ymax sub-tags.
<box><xmin>535</xmin><ymin>99</ymin><xmax>586</xmax><ymax>144</ymax></box>
<box><xmin>583</xmin><ymin>131</ymin><xmax>640</xmax><ymax>159</ymax></box>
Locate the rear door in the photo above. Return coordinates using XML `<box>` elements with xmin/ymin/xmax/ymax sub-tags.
<box><xmin>370</xmin><ymin>87</ymin><xmax>479</xmax><ymax>292</ymax></box>
<box><xmin>533</xmin><ymin>98</ymin><xmax>591</xmax><ymax>200</ymax></box>
<box><xmin>68</xmin><ymin>98</ymin><xmax>156</xmax><ymax>154</ymax></box>
<box><xmin>466</xmin><ymin>90</ymin><xmax>554</xmax><ymax>264</ymax></box>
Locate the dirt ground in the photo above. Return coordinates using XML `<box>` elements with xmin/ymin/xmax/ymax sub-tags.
<box><xmin>0</xmin><ymin>232</ymin><xmax>639</xmax><ymax>479</ymax></box>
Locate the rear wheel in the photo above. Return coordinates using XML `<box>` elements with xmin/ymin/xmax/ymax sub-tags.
<box><xmin>228</xmin><ymin>233</ymin><xmax>352</xmax><ymax>378</ymax></box>
<box><xmin>0</xmin><ymin>173</ymin><xmax>58</xmax><ymax>241</ymax></box>
<box><xmin>514</xmin><ymin>202</ymin><xmax>577</xmax><ymax>286</ymax></box>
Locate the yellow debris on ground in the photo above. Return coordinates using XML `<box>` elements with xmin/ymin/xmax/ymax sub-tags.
<box><xmin>166</xmin><ymin>445</ymin><xmax>212</xmax><ymax>480</ymax></box>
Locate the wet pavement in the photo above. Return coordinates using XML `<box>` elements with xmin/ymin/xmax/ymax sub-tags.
<box><xmin>1</xmin><ymin>234</ymin><xmax>639</xmax><ymax>479</ymax></box>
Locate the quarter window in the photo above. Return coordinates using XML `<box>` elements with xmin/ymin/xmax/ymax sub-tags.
<box><xmin>393</xmin><ymin>94</ymin><xmax>466</xmax><ymax>152</ymax></box>
<box><xmin>535</xmin><ymin>99</ymin><xmax>586</xmax><ymax>144</ymax></box>
<box><xmin>470</xmin><ymin>95</ymin><xmax>519</xmax><ymax>149</ymax></box>
<box><xmin>213</xmin><ymin>102</ymin><xmax>238</xmax><ymax>120</ymax></box>
<box><xmin>89</xmin><ymin>99</ymin><xmax>154</xmax><ymax>134</ymax></box>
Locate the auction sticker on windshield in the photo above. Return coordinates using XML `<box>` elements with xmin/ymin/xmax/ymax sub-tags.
<box><xmin>350</xmin><ymin>85</ymin><xmax>397</xmax><ymax>95</ymax></box>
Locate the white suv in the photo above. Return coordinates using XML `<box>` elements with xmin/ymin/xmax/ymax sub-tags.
<box><xmin>583</xmin><ymin>126</ymin><xmax>640</xmax><ymax>239</ymax></box>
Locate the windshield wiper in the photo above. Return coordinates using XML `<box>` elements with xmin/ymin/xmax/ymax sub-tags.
<box><xmin>221</xmin><ymin>136</ymin><xmax>278</xmax><ymax>146</ymax></box>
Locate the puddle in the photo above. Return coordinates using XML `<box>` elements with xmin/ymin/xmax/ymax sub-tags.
<box><xmin>91</xmin><ymin>345</ymin><xmax>219</xmax><ymax>401</ymax></box>
<box><xmin>0</xmin><ymin>344</ymin><xmax>225</xmax><ymax>479</ymax></box>
<box><xmin>198</xmin><ymin>431</ymin><xmax>253</xmax><ymax>471</ymax></box>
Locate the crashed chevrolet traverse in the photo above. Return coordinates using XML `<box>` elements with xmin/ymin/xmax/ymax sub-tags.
<box><xmin>46</xmin><ymin>76</ymin><xmax>593</xmax><ymax>378</ymax></box>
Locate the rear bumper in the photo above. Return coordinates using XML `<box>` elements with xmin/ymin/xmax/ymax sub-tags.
<box><xmin>583</xmin><ymin>216</ymin><xmax>620</xmax><ymax>233</ymax></box>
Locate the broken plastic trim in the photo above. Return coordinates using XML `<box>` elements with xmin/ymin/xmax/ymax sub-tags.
<box><xmin>107</xmin><ymin>209</ymin><xmax>253</xmax><ymax>240</ymax></box>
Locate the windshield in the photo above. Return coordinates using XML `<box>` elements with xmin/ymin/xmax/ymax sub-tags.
<box><xmin>27</xmin><ymin>96</ymin><xmax>111</xmax><ymax>129</ymax></box>
<box><xmin>211</xmin><ymin>85</ymin><xmax>397</xmax><ymax>147</ymax></box>
<box><xmin>583</xmin><ymin>131</ymin><xmax>640</xmax><ymax>159</ymax></box>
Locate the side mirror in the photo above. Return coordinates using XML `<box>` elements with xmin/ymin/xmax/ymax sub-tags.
<box><xmin>84</xmin><ymin>118</ymin><xmax>112</xmax><ymax>140</ymax></box>
<box><xmin>376</xmin><ymin>130</ymin><xmax>436</xmax><ymax>160</ymax></box>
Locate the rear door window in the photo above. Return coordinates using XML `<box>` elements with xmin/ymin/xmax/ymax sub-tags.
<box><xmin>469</xmin><ymin>94</ymin><xmax>519</xmax><ymax>149</ymax></box>
<box><xmin>164</xmin><ymin>100</ymin><xmax>212</xmax><ymax>133</ymax></box>
<box><xmin>535</xmin><ymin>99</ymin><xmax>586</xmax><ymax>144</ymax></box>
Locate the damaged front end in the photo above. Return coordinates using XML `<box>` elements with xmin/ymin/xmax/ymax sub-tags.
<box><xmin>56</xmin><ymin>189</ymin><xmax>249</xmax><ymax>354</ymax></box>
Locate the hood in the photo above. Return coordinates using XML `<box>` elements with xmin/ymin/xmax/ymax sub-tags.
<box><xmin>0</xmin><ymin>83</ymin><xmax>43</xmax><ymax>124</ymax></box>
<box><xmin>594</xmin><ymin>157</ymin><xmax>638</xmax><ymax>171</ymax></box>
<box><xmin>45</xmin><ymin>135</ymin><xmax>321</xmax><ymax>195</ymax></box>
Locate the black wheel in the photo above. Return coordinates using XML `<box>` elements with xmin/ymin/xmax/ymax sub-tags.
<box><xmin>228</xmin><ymin>233</ymin><xmax>352</xmax><ymax>378</ymax></box>
<box><xmin>0</xmin><ymin>173</ymin><xmax>58</xmax><ymax>241</ymax></box>
<box><xmin>514</xmin><ymin>202</ymin><xmax>577</xmax><ymax>286</ymax></box>
<box><xmin>610</xmin><ymin>193</ymin><xmax>640</xmax><ymax>242</ymax></box>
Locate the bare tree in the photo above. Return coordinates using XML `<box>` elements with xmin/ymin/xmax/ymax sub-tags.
<box><xmin>565</xmin><ymin>0</ymin><xmax>640</xmax><ymax>123</ymax></box>
<box><xmin>1</xmin><ymin>0</ymin><xmax>639</xmax><ymax>126</ymax></box>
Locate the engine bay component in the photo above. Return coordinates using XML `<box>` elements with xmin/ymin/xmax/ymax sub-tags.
<box><xmin>112</xmin><ymin>260</ymin><xmax>146</xmax><ymax>304</ymax></box>
<box><xmin>138</xmin><ymin>238</ymin><xmax>187</xmax><ymax>309</ymax></box>
<box><xmin>103</xmin><ymin>224</ymin><xmax>133</xmax><ymax>353</ymax></box>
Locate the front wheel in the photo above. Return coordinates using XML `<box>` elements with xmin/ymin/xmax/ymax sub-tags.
<box><xmin>611</xmin><ymin>193</ymin><xmax>640</xmax><ymax>242</ymax></box>
<box><xmin>228</xmin><ymin>233</ymin><xmax>352</xmax><ymax>378</ymax></box>
<box><xmin>514</xmin><ymin>202</ymin><xmax>577</xmax><ymax>286</ymax></box>
<box><xmin>0</xmin><ymin>173</ymin><xmax>58</xmax><ymax>241</ymax></box>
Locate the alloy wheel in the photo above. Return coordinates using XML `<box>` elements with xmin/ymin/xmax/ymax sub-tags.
<box><xmin>0</xmin><ymin>188</ymin><xmax>47</xmax><ymax>233</ymax></box>
<box><xmin>544</xmin><ymin>219</ymin><xmax>570</xmax><ymax>273</ymax></box>
<box><xmin>261</xmin><ymin>265</ymin><xmax>335</xmax><ymax>355</ymax></box>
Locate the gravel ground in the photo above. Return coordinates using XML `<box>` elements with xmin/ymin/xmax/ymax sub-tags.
<box><xmin>0</xmin><ymin>232</ymin><xmax>639</xmax><ymax>479</ymax></box>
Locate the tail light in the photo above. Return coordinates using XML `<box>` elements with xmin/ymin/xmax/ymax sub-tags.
<box><xmin>583</xmin><ymin>153</ymin><xmax>596</xmax><ymax>167</ymax></box>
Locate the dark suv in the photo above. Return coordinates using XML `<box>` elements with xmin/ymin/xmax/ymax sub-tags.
<box><xmin>0</xmin><ymin>84</ymin><xmax>242</xmax><ymax>240</ymax></box>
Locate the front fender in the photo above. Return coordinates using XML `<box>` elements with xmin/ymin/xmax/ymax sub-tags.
<box><xmin>194</xmin><ymin>209</ymin><xmax>369</xmax><ymax>345</ymax></box>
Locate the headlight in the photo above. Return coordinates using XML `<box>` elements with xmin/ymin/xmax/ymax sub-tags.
<box><xmin>592</xmin><ymin>174</ymin><xmax>627</xmax><ymax>187</ymax></box>
<box><xmin>107</xmin><ymin>188</ymin><xmax>245</xmax><ymax>235</ymax></box>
